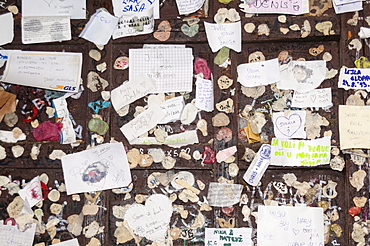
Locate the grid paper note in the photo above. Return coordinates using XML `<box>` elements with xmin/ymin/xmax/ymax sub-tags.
<box><xmin>129</xmin><ymin>47</ymin><xmax>193</xmax><ymax>93</ymax></box>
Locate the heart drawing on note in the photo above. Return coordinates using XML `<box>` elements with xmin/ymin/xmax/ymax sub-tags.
<box><xmin>124</xmin><ymin>194</ymin><xmax>173</xmax><ymax>242</ymax></box>
<box><xmin>310</xmin><ymin>94</ymin><xmax>316</xmax><ymax>103</ymax></box>
<box><xmin>292</xmin><ymin>228</ymin><xmax>300</xmax><ymax>235</ymax></box>
<box><xmin>275</xmin><ymin>114</ymin><xmax>302</xmax><ymax>137</ymax></box>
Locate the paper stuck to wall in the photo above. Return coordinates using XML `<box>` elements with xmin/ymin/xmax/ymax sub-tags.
<box><xmin>339</xmin><ymin>105</ymin><xmax>370</xmax><ymax>149</ymax></box>
<box><xmin>79</xmin><ymin>8</ymin><xmax>119</xmax><ymax>46</ymax></box>
<box><xmin>52</xmin><ymin>97</ymin><xmax>77</xmax><ymax>144</ymax></box>
<box><xmin>0</xmin><ymin>130</ymin><xmax>27</xmax><ymax>143</ymax></box>
<box><xmin>204</xmin><ymin>22</ymin><xmax>241</xmax><ymax>53</ymax></box>
<box><xmin>22</xmin><ymin>0</ymin><xmax>86</xmax><ymax>19</ymax></box>
<box><xmin>278</xmin><ymin>60</ymin><xmax>326</xmax><ymax>93</ymax></box>
<box><xmin>291</xmin><ymin>88</ymin><xmax>332</xmax><ymax>108</ymax></box>
<box><xmin>205</xmin><ymin>228</ymin><xmax>253</xmax><ymax>246</ymax></box>
<box><xmin>243</xmin><ymin>144</ymin><xmax>271</xmax><ymax>186</ymax></box>
<box><xmin>207</xmin><ymin>182</ymin><xmax>243</xmax><ymax>207</ymax></box>
<box><xmin>196</xmin><ymin>77</ymin><xmax>214</xmax><ymax>112</ymax></box>
<box><xmin>358</xmin><ymin>27</ymin><xmax>370</xmax><ymax>39</ymax></box>
<box><xmin>272</xmin><ymin>111</ymin><xmax>306</xmax><ymax>139</ymax></box>
<box><xmin>112</xmin><ymin>0</ymin><xmax>160</xmax><ymax>19</ymax></box>
<box><xmin>129</xmin><ymin>130</ymin><xmax>199</xmax><ymax>148</ymax></box>
<box><xmin>271</xmin><ymin>137</ymin><xmax>331</xmax><ymax>166</ymax></box>
<box><xmin>22</xmin><ymin>16</ymin><xmax>71</xmax><ymax>44</ymax></box>
<box><xmin>0</xmin><ymin>13</ymin><xmax>14</xmax><ymax>46</ymax></box>
<box><xmin>239</xmin><ymin>0</ymin><xmax>309</xmax><ymax>15</ymax></box>
<box><xmin>237</xmin><ymin>58</ymin><xmax>280</xmax><ymax>87</ymax></box>
<box><xmin>176</xmin><ymin>0</ymin><xmax>206</xmax><ymax>15</ymax></box>
<box><xmin>338</xmin><ymin>67</ymin><xmax>370</xmax><ymax>90</ymax></box>
<box><xmin>111</xmin><ymin>74</ymin><xmax>156</xmax><ymax>112</ymax></box>
<box><xmin>0</xmin><ymin>221</ymin><xmax>36</xmax><ymax>246</ymax></box>
<box><xmin>257</xmin><ymin>206</ymin><xmax>324</xmax><ymax>246</ymax></box>
<box><xmin>62</xmin><ymin>142</ymin><xmax>132</xmax><ymax>195</ymax></box>
<box><xmin>120</xmin><ymin>105</ymin><xmax>166</xmax><ymax>141</ymax></box>
<box><xmin>18</xmin><ymin>176</ymin><xmax>42</xmax><ymax>208</ymax></box>
<box><xmin>333</xmin><ymin>0</ymin><xmax>362</xmax><ymax>14</ymax></box>
<box><xmin>53</xmin><ymin>238</ymin><xmax>80</xmax><ymax>246</ymax></box>
<box><xmin>1</xmin><ymin>51</ymin><xmax>82</xmax><ymax>93</ymax></box>
<box><xmin>158</xmin><ymin>96</ymin><xmax>185</xmax><ymax>124</ymax></box>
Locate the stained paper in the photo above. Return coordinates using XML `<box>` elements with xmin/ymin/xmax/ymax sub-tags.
<box><xmin>291</xmin><ymin>88</ymin><xmax>332</xmax><ymax>108</ymax></box>
<box><xmin>207</xmin><ymin>182</ymin><xmax>243</xmax><ymax>207</ymax></box>
<box><xmin>338</xmin><ymin>67</ymin><xmax>370</xmax><ymax>90</ymax></box>
<box><xmin>0</xmin><ymin>13</ymin><xmax>14</xmax><ymax>46</ymax></box>
<box><xmin>272</xmin><ymin>111</ymin><xmax>306</xmax><ymax>139</ymax></box>
<box><xmin>237</xmin><ymin>58</ymin><xmax>280</xmax><ymax>87</ymax></box>
<box><xmin>204</xmin><ymin>22</ymin><xmax>241</xmax><ymax>53</ymax></box>
<box><xmin>18</xmin><ymin>176</ymin><xmax>42</xmax><ymax>207</ymax></box>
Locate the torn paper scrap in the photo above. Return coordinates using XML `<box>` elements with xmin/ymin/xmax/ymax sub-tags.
<box><xmin>239</xmin><ymin>0</ymin><xmax>309</xmax><ymax>15</ymax></box>
<box><xmin>79</xmin><ymin>8</ymin><xmax>119</xmax><ymax>46</ymax></box>
<box><xmin>237</xmin><ymin>58</ymin><xmax>280</xmax><ymax>87</ymax></box>
<box><xmin>270</xmin><ymin>137</ymin><xmax>331</xmax><ymax>166</ymax></box>
<box><xmin>0</xmin><ymin>220</ymin><xmax>36</xmax><ymax>246</ymax></box>
<box><xmin>52</xmin><ymin>97</ymin><xmax>77</xmax><ymax>144</ymax></box>
<box><xmin>111</xmin><ymin>74</ymin><xmax>156</xmax><ymax>112</ymax></box>
<box><xmin>129</xmin><ymin>130</ymin><xmax>199</xmax><ymax>148</ymax></box>
<box><xmin>291</xmin><ymin>88</ymin><xmax>332</xmax><ymax>108</ymax></box>
<box><xmin>22</xmin><ymin>16</ymin><xmax>71</xmax><ymax>44</ymax></box>
<box><xmin>18</xmin><ymin>176</ymin><xmax>42</xmax><ymax>207</ymax></box>
<box><xmin>176</xmin><ymin>0</ymin><xmax>206</xmax><ymax>15</ymax></box>
<box><xmin>120</xmin><ymin>105</ymin><xmax>165</xmax><ymax>141</ymax></box>
<box><xmin>338</xmin><ymin>67</ymin><xmax>370</xmax><ymax>90</ymax></box>
<box><xmin>61</xmin><ymin>142</ymin><xmax>132</xmax><ymax>195</ymax></box>
<box><xmin>158</xmin><ymin>96</ymin><xmax>185</xmax><ymax>124</ymax></box>
<box><xmin>204</xmin><ymin>21</ymin><xmax>241</xmax><ymax>53</ymax></box>
<box><xmin>112</xmin><ymin>0</ymin><xmax>160</xmax><ymax>19</ymax></box>
<box><xmin>278</xmin><ymin>60</ymin><xmax>326</xmax><ymax>93</ymax></box>
<box><xmin>0</xmin><ymin>90</ymin><xmax>16</xmax><ymax>122</ymax></box>
<box><xmin>53</xmin><ymin>238</ymin><xmax>80</xmax><ymax>246</ymax></box>
<box><xmin>257</xmin><ymin>206</ymin><xmax>324</xmax><ymax>246</ymax></box>
<box><xmin>205</xmin><ymin>228</ymin><xmax>253</xmax><ymax>246</ymax></box>
<box><xmin>243</xmin><ymin>144</ymin><xmax>271</xmax><ymax>186</ymax></box>
<box><xmin>22</xmin><ymin>0</ymin><xmax>86</xmax><ymax>19</ymax></box>
<box><xmin>216</xmin><ymin>146</ymin><xmax>237</xmax><ymax>163</ymax></box>
<box><xmin>339</xmin><ymin>105</ymin><xmax>370</xmax><ymax>149</ymax></box>
<box><xmin>0</xmin><ymin>12</ymin><xmax>14</xmax><ymax>46</ymax></box>
<box><xmin>195</xmin><ymin>77</ymin><xmax>214</xmax><ymax>112</ymax></box>
<box><xmin>1</xmin><ymin>51</ymin><xmax>82</xmax><ymax>93</ymax></box>
<box><xmin>0</xmin><ymin>130</ymin><xmax>27</xmax><ymax>143</ymax></box>
<box><xmin>358</xmin><ymin>27</ymin><xmax>370</xmax><ymax>39</ymax></box>
<box><xmin>272</xmin><ymin>111</ymin><xmax>306</xmax><ymax>139</ymax></box>
<box><xmin>207</xmin><ymin>182</ymin><xmax>243</xmax><ymax>207</ymax></box>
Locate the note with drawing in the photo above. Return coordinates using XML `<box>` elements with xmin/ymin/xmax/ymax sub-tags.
<box><xmin>257</xmin><ymin>206</ymin><xmax>324</xmax><ymax>246</ymax></box>
<box><xmin>61</xmin><ymin>142</ymin><xmax>132</xmax><ymax>195</ymax></box>
<box><xmin>0</xmin><ymin>220</ymin><xmax>36</xmax><ymax>246</ymax></box>
<box><xmin>22</xmin><ymin>0</ymin><xmax>86</xmax><ymax>19</ymax></box>
<box><xmin>291</xmin><ymin>88</ymin><xmax>332</xmax><ymax>108</ymax></box>
<box><xmin>272</xmin><ymin>111</ymin><xmax>306</xmax><ymax>139</ymax></box>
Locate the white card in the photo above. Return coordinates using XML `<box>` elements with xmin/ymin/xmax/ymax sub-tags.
<box><xmin>204</xmin><ymin>22</ymin><xmax>241</xmax><ymax>53</ymax></box>
<box><xmin>18</xmin><ymin>176</ymin><xmax>42</xmax><ymax>207</ymax></box>
<box><xmin>338</xmin><ymin>67</ymin><xmax>370</xmax><ymax>90</ymax></box>
<box><xmin>205</xmin><ymin>228</ymin><xmax>253</xmax><ymax>246</ymax></box>
<box><xmin>175</xmin><ymin>0</ymin><xmax>206</xmax><ymax>15</ymax></box>
<box><xmin>291</xmin><ymin>88</ymin><xmax>332</xmax><ymax>108</ymax></box>
<box><xmin>195</xmin><ymin>77</ymin><xmax>214</xmax><ymax>112</ymax></box>
<box><xmin>237</xmin><ymin>58</ymin><xmax>280</xmax><ymax>87</ymax></box>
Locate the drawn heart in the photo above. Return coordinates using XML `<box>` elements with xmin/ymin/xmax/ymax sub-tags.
<box><xmin>275</xmin><ymin>114</ymin><xmax>302</xmax><ymax>137</ymax></box>
<box><xmin>124</xmin><ymin>194</ymin><xmax>173</xmax><ymax>242</ymax></box>
<box><xmin>292</xmin><ymin>228</ymin><xmax>300</xmax><ymax>235</ymax></box>
<box><xmin>181</xmin><ymin>24</ymin><xmax>199</xmax><ymax>38</ymax></box>
<box><xmin>310</xmin><ymin>94</ymin><xmax>316</xmax><ymax>103</ymax></box>
<box><xmin>292</xmin><ymin>5</ymin><xmax>300</xmax><ymax>11</ymax></box>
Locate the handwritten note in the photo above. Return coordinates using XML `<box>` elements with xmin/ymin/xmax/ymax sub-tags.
<box><xmin>61</xmin><ymin>142</ymin><xmax>132</xmax><ymax>195</ymax></box>
<box><xmin>53</xmin><ymin>97</ymin><xmax>76</xmax><ymax>144</ymax></box>
<box><xmin>338</xmin><ymin>67</ymin><xmax>370</xmax><ymax>90</ymax></box>
<box><xmin>129</xmin><ymin>47</ymin><xmax>193</xmax><ymax>93</ymax></box>
<box><xmin>112</xmin><ymin>0</ymin><xmax>159</xmax><ymax>19</ymax></box>
<box><xmin>339</xmin><ymin>105</ymin><xmax>370</xmax><ymax>149</ymax></box>
<box><xmin>158</xmin><ymin>96</ymin><xmax>185</xmax><ymax>124</ymax></box>
<box><xmin>0</xmin><ymin>220</ymin><xmax>36</xmax><ymax>246</ymax></box>
<box><xmin>333</xmin><ymin>0</ymin><xmax>362</xmax><ymax>14</ymax></box>
<box><xmin>207</xmin><ymin>182</ymin><xmax>243</xmax><ymax>207</ymax></box>
<box><xmin>18</xmin><ymin>176</ymin><xmax>42</xmax><ymax>207</ymax></box>
<box><xmin>291</xmin><ymin>88</ymin><xmax>332</xmax><ymax>108</ymax></box>
<box><xmin>22</xmin><ymin>16</ymin><xmax>71</xmax><ymax>44</ymax></box>
<box><xmin>239</xmin><ymin>0</ymin><xmax>309</xmax><ymax>15</ymax></box>
<box><xmin>22</xmin><ymin>0</ymin><xmax>86</xmax><ymax>19</ymax></box>
<box><xmin>113</xmin><ymin>8</ymin><xmax>154</xmax><ymax>38</ymax></box>
<box><xmin>176</xmin><ymin>0</ymin><xmax>206</xmax><ymax>15</ymax></box>
<box><xmin>1</xmin><ymin>51</ymin><xmax>82</xmax><ymax>93</ymax></box>
<box><xmin>129</xmin><ymin>130</ymin><xmax>199</xmax><ymax>147</ymax></box>
<box><xmin>195</xmin><ymin>77</ymin><xmax>214</xmax><ymax>112</ymax></box>
<box><xmin>53</xmin><ymin>238</ymin><xmax>80</xmax><ymax>246</ymax></box>
<box><xmin>79</xmin><ymin>8</ymin><xmax>119</xmax><ymax>46</ymax></box>
<box><xmin>237</xmin><ymin>58</ymin><xmax>280</xmax><ymax>87</ymax></box>
<box><xmin>111</xmin><ymin>74</ymin><xmax>156</xmax><ymax>112</ymax></box>
<box><xmin>204</xmin><ymin>22</ymin><xmax>241</xmax><ymax>53</ymax></box>
<box><xmin>205</xmin><ymin>228</ymin><xmax>253</xmax><ymax>246</ymax></box>
<box><xmin>278</xmin><ymin>60</ymin><xmax>326</xmax><ymax>93</ymax></box>
<box><xmin>120</xmin><ymin>105</ymin><xmax>165</xmax><ymax>141</ymax></box>
<box><xmin>257</xmin><ymin>206</ymin><xmax>324</xmax><ymax>246</ymax></box>
<box><xmin>272</xmin><ymin>111</ymin><xmax>306</xmax><ymax>139</ymax></box>
<box><xmin>0</xmin><ymin>13</ymin><xmax>14</xmax><ymax>46</ymax></box>
<box><xmin>243</xmin><ymin>144</ymin><xmax>271</xmax><ymax>186</ymax></box>
<box><xmin>271</xmin><ymin>137</ymin><xmax>331</xmax><ymax>166</ymax></box>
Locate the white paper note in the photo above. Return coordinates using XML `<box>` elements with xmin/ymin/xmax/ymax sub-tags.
<box><xmin>53</xmin><ymin>97</ymin><xmax>77</xmax><ymax>144</ymax></box>
<box><xmin>291</xmin><ymin>88</ymin><xmax>332</xmax><ymax>108</ymax></box>
<box><xmin>205</xmin><ymin>228</ymin><xmax>253</xmax><ymax>246</ymax></box>
<box><xmin>195</xmin><ymin>77</ymin><xmax>214</xmax><ymax>112</ymax></box>
<box><xmin>129</xmin><ymin>47</ymin><xmax>193</xmax><ymax>93</ymax></box>
<box><xmin>22</xmin><ymin>16</ymin><xmax>71</xmax><ymax>44</ymax></box>
<box><xmin>158</xmin><ymin>96</ymin><xmax>185</xmax><ymax>124</ymax></box>
<box><xmin>204</xmin><ymin>22</ymin><xmax>241</xmax><ymax>53</ymax></box>
<box><xmin>113</xmin><ymin>8</ymin><xmax>154</xmax><ymax>38</ymax></box>
<box><xmin>61</xmin><ymin>142</ymin><xmax>132</xmax><ymax>195</ymax></box>
<box><xmin>333</xmin><ymin>0</ymin><xmax>360</xmax><ymax>5</ymax></box>
<box><xmin>207</xmin><ymin>182</ymin><xmax>243</xmax><ymax>207</ymax></box>
<box><xmin>112</xmin><ymin>0</ymin><xmax>159</xmax><ymax>19</ymax></box>
<box><xmin>129</xmin><ymin>130</ymin><xmax>199</xmax><ymax>147</ymax></box>
<box><xmin>111</xmin><ymin>74</ymin><xmax>156</xmax><ymax>112</ymax></box>
<box><xmin>333</xmin><ymin>0</ymin><xmax>362</xmax><ymax>14</ymax></box>
<box><xmin>22</xmin><ymin>0</ymin><xmax>86</xmax><ymax>19</ymax></box>
<box><xmin>237</xmin><ymin>58</ymin><xmax>280</xmax><ymax>87</ymax></box>
<box><xmin>278</xmin><ymin>60</ymin><xmax>326</xmax><ymax>93</ymax></box>
<box><xmin>0</xmin><ymin>13</ymin><xmax>14</xmax><ymax>46</ymax></box>
<box><xmin>339</xmin><ymin>105</ymin><xmax>370</xmax><ymax>149</ymax></box>
<box><xmin>239</xmin><ymin>0</ymin><xmax>309</xmax><ymax>15</ymax></box>
<box><xmin>18</xmin><ymin>176</ymin><xmax>42</xmax><ymax>208</ymax></box>
<box><xmin>358</xmin><ymin>27</ymin><xmax>370</xmax><ymax>39</ymax></box>
<box><xmin>2</xmin><ymin>51</ymin><xmax>82</xmax><ymax>93</ymax></box>
<box><xmin>272</xmin><ymin>111</ymin><xmax>306</xmax><ymax>139</ymax></box>
<box><xmin>79</xmin><ymin>8</ymin><xmax>119</xmax><ymax>46</ymax></box>
<box><xmin>271</xmin><ymin>137</ymin><xmax>331</xmax><ymax>166</ymax></box>
<box><xmin>54</xmin><ymin>238</ymin><xmax>80</xmax><ymax>246</ymax></box>
<box><xmin>0</xmin><ymin>130</ymin><xmax>27</xmax><ymax>143</ymax></box>
<box><xmin>0</xmin><ymin>221</ymin><xmax>36</xmax><ymax>246</ymax></box>
<box><xmin>243</xmin><ymin>144</ymin><xmax>271</xmax><ymax>186</ymax></box>
<box><xmin>120</xmin><ymin>105</ymin><xmax>165</xmax><ymax>141</ymax></box>
<box><xmin>257</xmin><ymin>206</ymin><xmax>324</xmax><ymax>246</ymax></box>
<box><xmin>338</xmin><ymin>67</ymin><xmax>370</xmax><ymax>90</ymax></box>
<box><xmin>176</xmin><ymin>0</ymin><xmax>206</xmax><ymax>15</ymax></box>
